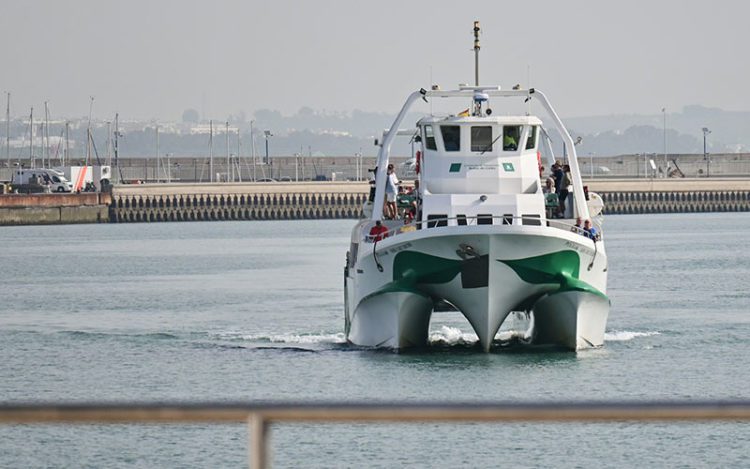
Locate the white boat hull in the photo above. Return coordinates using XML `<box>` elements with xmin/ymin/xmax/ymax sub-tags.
<box><xmin>345</xmin><ymin>225</ymin><xmax>609</xmax><ymax>352</ymax></box>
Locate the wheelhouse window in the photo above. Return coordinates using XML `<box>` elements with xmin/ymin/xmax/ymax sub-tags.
<box><xmin>441</xmin><ymin>126</ymin><xmax>461</xmax><ymax>152</ymax></box>
<box><xmin>503</xmin><ymin>125</ymin><xmax>521</xmax><ymax>151</ymax></box>
<box><xmin>424</xmin><ymin>125</ymin><xmax>437</xmax><ymax>150</ymax></box>
<box><xmin>471</xmin><ymin>126</ymin><xmax>493</xmax><ymax>152</ymax></box>
<box><xmin>525</xmin><ymin>125</ymin><xmax>538</xmax><ymax>150</ymax></box>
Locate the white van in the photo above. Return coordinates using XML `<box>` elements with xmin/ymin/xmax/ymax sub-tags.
<box><xmin>12</xmin><ymin>169</ymin><xmax>73</xmax><ymax>193</ymax></box>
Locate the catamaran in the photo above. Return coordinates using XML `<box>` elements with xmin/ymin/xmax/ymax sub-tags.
<box><xmin>344</xmin><ymin>22</ymin><xmax>609</xmax><ymax>351</ymax></box>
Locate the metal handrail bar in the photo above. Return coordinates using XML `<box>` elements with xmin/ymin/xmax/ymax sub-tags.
<box><xmin>364</xmin><ymin>214</ymin><xmax>595</xmax><ymax>242</ymax></box>
<box><xmin>2</xmin><ymin>400</ymin><xmax>750</xmax><ymax>424</ymax></box>
<box><xmin>2</xmin><ymin>401</ymin><xmax>748</xmax><ymax>469</ymax></box>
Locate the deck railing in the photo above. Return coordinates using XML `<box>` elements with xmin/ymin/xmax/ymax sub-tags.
<box><xmin>364</xmin><ymin>214</ymin><xmax>597</xmax><ymax>243</ymax></box>
<box><xmin>2</xmin><ymin>400</ymin><xmax>749</xmax><ymax>469</ymax></box>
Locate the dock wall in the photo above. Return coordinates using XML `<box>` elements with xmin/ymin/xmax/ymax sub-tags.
<box><xmin>108</xmin><ymin>179</ymin><xmax>750</xmax><ymax>222</ymax></box>
<box><xmin>2</xmin><ymin>180</ymin><xmax>748</xmax><ymax>225</ymax></box>
<box><xmin>0</xmin><ymin>193</ymin><xmax>110</xmax><ymax>226</ymax></box>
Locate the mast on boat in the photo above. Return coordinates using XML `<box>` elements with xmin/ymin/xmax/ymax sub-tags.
<box><xmin>86</xmin><ymin>97</ymin><xmax>94</xmax><ymax>166</ymax></box>
<box><xmin>226</xmin><ymin>121</ymin><xmax>230</xmax><ymax>183</ymax></box>
<box><xmin>473</xmin><ymin>21</ymin><xmax>480</xmax><ymax>86</ymax></box>
<box><xmin>44</xmin><ymin>101</ymin><xmax>49</xmax><ymax>168</ymax></box>
<box><xmin>113</xmin><ymin>114</ymin><xmax>118</xmax><ymax>177</ymax></box>
<box><xmin>29</xmin><ymin>107</ymin><xmax>33</xmax><ymax>168</ymax></box>
<box><xmin>5</xmin><ymin>92</ymin><xmax>9</xmax><ymax>169</ymax></box>
<box><xmin>209</xmin><ymin>120</ymin><xmax>214</xmax><ymax>182</ymax></box>
<box><xmin>64</xmin><ymin>121</ymin><xmax>69</xmax><ymax>167</ymax></box>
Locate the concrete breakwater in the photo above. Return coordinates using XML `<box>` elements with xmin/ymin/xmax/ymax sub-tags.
<box><xmin>108</xmin><ymin>179</ymin><xmax>750</xmax><ymax>223</ymax></box>
<box><xmin>110</xmin><ymin>182</ymin><xmax>367</xmax><ymax>223</ymax></box>
<box><xmin>2</xmin><ymin>180</ymin><xmax>748</xmax><ymax>226</ymax></box>
<box><xmin>0</xmin><ymin>193</ymin><xmax>111</xmax><ymax>225</ymax></box>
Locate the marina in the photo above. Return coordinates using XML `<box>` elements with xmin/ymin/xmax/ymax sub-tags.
<box><xmin>3</xmin><ymin>3</ymin><xmax>750</xmax><ymax>467</ymax></box>
<box><xmin>1</xmin><ymin>179</ymin><xmax>750</xmax><ymax>226</ymax></box>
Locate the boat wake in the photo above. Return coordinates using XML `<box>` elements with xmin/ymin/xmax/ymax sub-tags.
<box><xmin>53</xmin><ymin>328</ymin><xmax>660</xmax><ymax>351</ymax></box>
<box><xmin>211</xmin><ymin>331</ymin><xmax>347</xmax><ymax>345</ymax></box>
<box><xmin>59</xmin><ymin>330</ymin><xmax>180</xmax><ymax>340</ymax></box>
<box><xmin>604</xmin><ymin>330</ymin><xmax>660</xmax><ymax>341</ymax></box>
<box><xmin>428</xmin><ymin>326</ymin><xmax>478</xmax><ymax>346</ymax></box>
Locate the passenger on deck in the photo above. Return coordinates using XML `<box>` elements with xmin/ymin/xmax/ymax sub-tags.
<box><xmin>368</xmin><ymin>220</ymin><xmax>389</xmax><ymax>242</ymax></box>
<box><xmin>399</xmin><ymin>216</ymin><xmax>416</xmax><ymax>233</ymax></box>
<box><xmin>543</xmin><ymin>177</ymin><xmax>555</xmax><ymax>194</ymax></box>
<box><xmin>583</xmin><ymin>219</ymin><xmax>598</xmax><ymax>241</ymax></box>
<box><xmin>384</xmin><ymin>164</ymin><xmax>399</xmax><ymax>219</ymax></box>
<box><xmin>571</xmin><ymin>217</ymin><xmax>583</xmax><ymax>233</ymax></box>
<box><xmin>557</xmin><ymin>164</ymin><xmax>571</xmax><ymax>218</ymax></box>
<box><xmin>552</xmin><ymin>162</ymin><xmax>564</xmax><ymax>193</ymax></box>
<box><xmin>367</xmin><ymin>166</ymin><xmax>377</xmax><ymax>203</ymax></box>
<box><xmin>412</xmin><ymin>179</ymin><xmax>422</xmax><ymax>222</ymax></box>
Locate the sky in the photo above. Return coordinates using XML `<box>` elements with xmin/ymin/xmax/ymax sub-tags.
<box><xmin>2</xmin><ymin>0</ymin><xmax>749</xmax><ymax>122</ymax></box>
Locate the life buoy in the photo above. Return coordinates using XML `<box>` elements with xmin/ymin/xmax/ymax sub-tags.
<box><xmin>415</xmin><ymin>150</ymin><xmax>421</xmax><ymax>174</ymax></box>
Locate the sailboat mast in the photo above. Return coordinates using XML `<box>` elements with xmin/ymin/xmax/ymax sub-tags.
<box><xmin>237</xmin><ymin>126</ymin><xmax>241</xmax><ymax>182</ymax></box>
<box><xmin>87</xmin><ymin>96</ymin><xmax>94</xmax><ymax>166</ymax></box>
<box><xmin>44</xmin><ymin>101</ymin><xmax>49</xmax><ymax>168</ymax></box>
<box><xmin>114</xmin><ymin>113</ymin><xmax>119</xmax><ymax>178</ymax></box>
<box><xmin>106</xmin><ymin>121</ymin><xmax>112</xmax><ymax>166</ymax></box>
<box><xmin>473</xmin><ymin>21</ymin><xmax>481</xmax><ymax>86</ymax></box>
<box><xmin>226</xmin><ymin>121</ymin><xmax>230</xmax><ymax>183</ymax></box>
<box><xmin>64</xmin><ymin>121</ymin><xmax>69</xmax><ymax>167</ymax></box>
<box><xmin>5</xmin><ymin>92</ymin><xmax>9</xmax><ymax>169</ymax></box>
<box><xmin>29</xmin><ymin>107</ymin><xmax>33</xmax><ymax>168</ymax></box>
<box><xmin>155</xmin><ymin>124</ymin><xmax>160</xmax><ymax>182</ymax></box>
<box><xmin>209</xmin><ymin>120</ymin><xmax>214</xmax><ymax>182</ymax></box>
<box><xmin>250</xmin><ymin>120</ymin><xmax>256</xmax><ymax>181</ymax></box>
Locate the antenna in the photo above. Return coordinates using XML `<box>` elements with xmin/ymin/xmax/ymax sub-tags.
<box><xmin>473</xmin><ymin>21</ymin><xmax>481</xmax><ymax>86</ymax></box>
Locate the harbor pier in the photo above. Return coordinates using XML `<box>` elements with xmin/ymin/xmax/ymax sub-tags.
<box><xmin>1</xmin><ymin>179</ymin><xmax>749</xmax><ymax>226</ymax></box>
<box><xmin>108</xmin><ymin>179</ymin><xmax>750</xmax><ymax>223</ymax></box>
<box><xmin>0</xmin><ymin>192</ymin><xmax>110</xmax><ymax>225</ymax></box>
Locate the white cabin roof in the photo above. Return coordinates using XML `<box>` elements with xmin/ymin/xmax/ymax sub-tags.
<box><xmin>417</xmin><ymin>115</ymin><xmax>544</xmax><ymax>126</ymax></box>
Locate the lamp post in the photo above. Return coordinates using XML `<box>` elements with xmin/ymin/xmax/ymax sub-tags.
<box><xmin>702</xmin><ymin>127</ymin><xmax>711</xmax><ymax>177</ymax></box>
<box><xmin>165</xmin><ymin>153</ymin><xmax>172</xmax><ymax>183</ymax></box>
<box><xmin>263</xmin><ymin>130</ymin><xmax>273</xmax><ymax>178</ymax></box>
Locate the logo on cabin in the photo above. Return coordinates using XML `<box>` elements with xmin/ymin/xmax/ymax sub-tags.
<box><xmin>449</xmin><ymin>163</ymin><xmax>462</xmax><ymax>173</ymax></box>
<box><xmin>502</xmin><ymin>163</ymin><xmax>515</xmax><ymax>172</ymax></box>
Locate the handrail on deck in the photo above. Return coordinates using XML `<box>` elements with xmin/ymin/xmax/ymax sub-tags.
<box><xmin>2</xmin><ymin>400</ymin><xmax>749</xmax><ymax>469</ymax></box>
<box><xmin>363</xmin><ymin>214</ymin><xmax>598</xmax><ymax>243</ymax></box>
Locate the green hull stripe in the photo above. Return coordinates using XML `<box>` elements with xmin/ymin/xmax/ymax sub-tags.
<box><xmin>360</xmin><ymin>249</ymin><xmax>607</xmax><ymax>308</ymax></box>
<box><xmin>497</xmin><ymin>250</ymin><xmax>607</xmax><ymax>299</ymax></box>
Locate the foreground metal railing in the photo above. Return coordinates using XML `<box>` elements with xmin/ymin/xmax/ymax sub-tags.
<box><xmin>2</xmin><ymin>401</ymin><xmax>750</xmax><ymax>468</ymax></box>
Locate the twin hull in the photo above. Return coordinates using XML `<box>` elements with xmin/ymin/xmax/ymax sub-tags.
<box><xmin>344</xmin><ymin>226</ymin><xmax>609</xmax><ymax>351</ymax></box>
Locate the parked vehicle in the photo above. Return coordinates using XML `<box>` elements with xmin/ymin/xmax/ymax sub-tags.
<box><xmin>55</xmin><ymin>166</ymin><xmax>111</xmax><ymax>192</ymax></box>
<box><xmin>11</xmin><ymin>169</ymin><xmax>72</xmax><ymax>192</ymax></box>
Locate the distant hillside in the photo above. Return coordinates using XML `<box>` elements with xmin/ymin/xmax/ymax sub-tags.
<box><xmin>565</xmin><ymin>105</ymin><xmax>748</xmax><ymax>155</ymax></box>
<box><xmin>4</xmin><ymin>105</ymin><xmax>745</xmax><ymax>160</ymax></box>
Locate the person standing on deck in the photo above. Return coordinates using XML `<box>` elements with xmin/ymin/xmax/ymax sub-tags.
<box><xmin>384</xmin><ymin>164</ymin><xmax>399</xmax><ymax>219</ymax></box>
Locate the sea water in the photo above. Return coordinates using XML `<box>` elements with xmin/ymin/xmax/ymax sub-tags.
<box><xmin>0</xmin><ymin>213</ymin><xmax>748</xmax><ymax>468</ymax></box>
